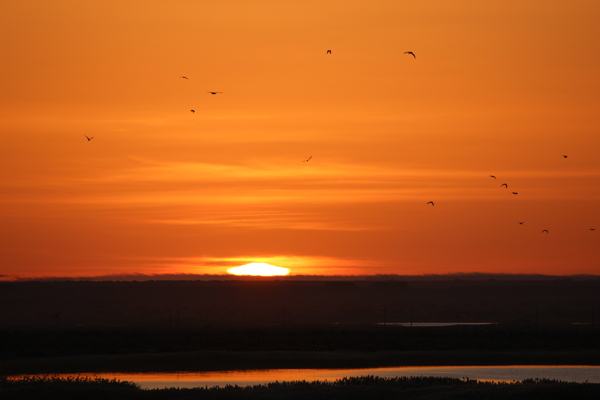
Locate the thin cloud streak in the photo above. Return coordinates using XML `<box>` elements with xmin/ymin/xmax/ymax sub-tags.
<box><xmin>8</xmin><ymin>255</ymin><xmax>377</xmax><ymax>277</ymax></box>
<box><xmin>144</xmin><ymin>212</ymin><xmax>378</xmax><ymax>232</ymax></box>
<box><xmin>1</xmin><ymin>160</ymin><xmax>597</xmax><ymax>214</ymax></box>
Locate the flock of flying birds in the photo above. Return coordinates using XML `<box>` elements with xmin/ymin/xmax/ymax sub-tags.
<box><xmin>82</xmin><ymin>48</ymin><xmax>595</xmax><ymax>234</ymax></box>
<box><xmin>84</xmin><ymin>48</ymin><xmax>418</xmax><ymax>154</ymax></box>
<box><xmin>426</xmin><ymin>160</ymin><xmax>597</xmax><ymax>234</ymax></box>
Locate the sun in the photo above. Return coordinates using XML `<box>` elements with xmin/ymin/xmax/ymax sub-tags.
<box><xmin>227</xmin><ymin>263</ymin><xmax>290</xmax><ymax>276</ymax></box>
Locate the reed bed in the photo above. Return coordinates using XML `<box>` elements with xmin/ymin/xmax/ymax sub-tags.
<box><xmin>2</xmin><ymin>375</ymin><xmax>600</xmax><ymax>400</ymax></box>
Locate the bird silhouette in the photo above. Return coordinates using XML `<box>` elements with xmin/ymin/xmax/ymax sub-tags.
<box><xmin>501</xmin><ymin>183</ymin><xmax>508</xmax><ymax>188</ymax></box>
<box><xmin>426</xmin><ymin>201</ymin><xmax>434</xmax><ymax>206</ymax></box>
<box><xmin>512</xmin><ymin>192</ymin><xmax>518</xmax><ymax>195</ymax></box>
<box><xmin>326</xmin><ymin>50</ymin><xmax>332</xmax><ymax>54</ymax></box>
<box><xmin>84</xmin><ymin>135</ymin><xmax>94</xmax><ymax>141</ymax></box>
<box><xmin>302</xmin><ymin>156</ymin><xmax>312</xmax><ymax>162</ymax></box>
<box><xmin>490</xmin><ymin>175</ymin><xmax>497</xmax><ymax>179</ymax></box>
<box><xmin>404</xmin><ymin>51</ymin><xmax>416</xmax><ymax>58</ymax></box>
<box><xmin>563</xmin><ymin>155</ymin><xmax>568</xmax><ymax>158</ymax></box>
<box><xmin>542</xmin><ymin>230</ymin><xmax>549</xmax><ymax>233</ymax></box>
<box><xmin>519</xmin><ymin>222</ymin><xmax>525</xmax><ymax>225</ymax></box>
<box><xmin>190</xmin><ymin>110</ymin><xmax>195</xmax><ymax>113</ymax></box>
<box><xmin>207</xmin><ymin>92</ymin><xmax>223</xmax><ymax>95</ymax></box>
<box><xmin>181</xmin><ymin>76</ymin><xmax>188</xmax><ymax>79</ymax></box>
<box><xmin>590</xmin><ymin>228</ymin><xmax>596</xmax><ymax>231</ymax></box>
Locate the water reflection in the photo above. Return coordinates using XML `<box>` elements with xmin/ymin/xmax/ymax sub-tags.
<box><xmin>22</xmin><ymin>366</ymin><xmax>600</xmax><ymax>389</ymax></box>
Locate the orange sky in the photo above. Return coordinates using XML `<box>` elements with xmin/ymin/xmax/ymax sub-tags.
<box><xmin>1</xmin><ymin>0</ymin><xmax>599</xmax><ymax>279</ymax></box>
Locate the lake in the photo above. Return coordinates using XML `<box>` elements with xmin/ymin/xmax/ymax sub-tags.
<box><xmin>18</xmin><ymin>366</ymin><xmax>600</xmax><ymax>389</ymax></box>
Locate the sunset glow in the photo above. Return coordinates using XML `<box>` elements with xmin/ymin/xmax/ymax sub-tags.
<box><xmin>0</xmin><ymin>1</ymin><xmax>598</xmax><ymax>280</ymax></box>
<box><xmin>227</xmin><ymin>263</ymin><xmax>290</xmax><ymax>277</ymax></box>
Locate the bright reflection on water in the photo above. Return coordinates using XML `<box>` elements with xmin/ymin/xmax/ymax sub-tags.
<box><xmin>26</xmin><ymin>366</ymin><xmax>600</xmax><ymax>389</ymax></box>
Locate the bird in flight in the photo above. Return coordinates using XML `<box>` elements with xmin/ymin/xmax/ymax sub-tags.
<box><xmin>326</xmin><ymin>49</ymin><xmax>332</xmax><ymax>54</ymax></box>
<box><xmin>426</xmin><ymin>201</ymin><xmax>434</xmax><ymax>206</ymax></box>
<box><xmin>207</xmin><ymin>92</ymin><xmax>223</xmax><ymax>95</ymax></box>
<box><xmin>84</xmin><ymin>135</ymin><xmax>94</xmax><ymax>141</ymax></box>
<box><xmin>590</xmin><ymin>228</ymin><xmax>596</xmax><ymax>231</ymax></box>
<box><xmin>190</xmin><ymin>109</ymin><xmax>195</xmax><ymax>113</ymax></box>
<box><xmin>519</xmin><ymin>222</ymin><xmax>525</xmax><ymax>225</ymax></box>
<box><xmin>512</xmin><ymin>192</ymin><xmax>518</xmax><ymax>195</ymax></box>
<box><xmin>302</xmin><ymin>156</ymin><xmax>312</xmax><ymax>162</ymax></box>
<box><xmin>541</xmin><ymin>230</ymin><xmax>549</xmax><ymax>233</ymax></box>
<box><xmin>404</xmin><ymin>51</ymin><xmax>416</xmax><ymax>58</ymax></box>
<box><xmin>180</xmin><ymin>76</ymin><xmax>188</xmax><ymax>79</ymax></box>
<box><xmin>563</xmin><ymin>155</ymin><xmax>568</xmax><ymax>158</ymax></box>
<box><xmin>501</xmin><ymin>183</ymin><xmax>508</xmax><ymax>188</ymax></box>
<box><xmin>490</xmin><ymin>175</ymin><xmax>497</xmax><ymax>179</ymax></box>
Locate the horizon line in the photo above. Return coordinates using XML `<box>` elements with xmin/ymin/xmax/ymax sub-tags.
<box><xmin>3</xmin><ymin>272</ymin><xmax>600</xmax><ymax>282</ymax></box>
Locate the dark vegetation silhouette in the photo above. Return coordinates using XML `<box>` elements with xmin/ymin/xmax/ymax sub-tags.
<box><xmin>0</xmin><ymin>279</ymin><xmax>599</xmax><ymax>374</ymax></box>
<box><xmin>1</xmin><ymin>279</ymin><xmax>599</xmax><ymax>397</ymax></box>
<box><xmin>2</xmin><ymin>376</ymin><xmax>600</xmax><ymax>400</ymax></box>
<box><xmin>2</xmin><ymin>279</ymin><xmax>598</xmax><ymax>329</ymax></box>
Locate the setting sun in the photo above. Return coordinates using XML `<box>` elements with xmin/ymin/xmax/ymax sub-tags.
<box><xmin>227</xmin><ymin>263</ymin><xmax>290</xmax><ymax>276</ymax></box>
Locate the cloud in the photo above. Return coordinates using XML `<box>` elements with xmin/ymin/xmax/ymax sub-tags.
<box><xmin>143</xmin><ymin>210</ymin><xmax>379</xmax><ymax>231</ymax></box>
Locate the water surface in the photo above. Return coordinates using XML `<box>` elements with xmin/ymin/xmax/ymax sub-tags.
<box><xmin>22</xmin><ymin>366</ymin><xmax>600</xmax><ymax>389</ymax></box>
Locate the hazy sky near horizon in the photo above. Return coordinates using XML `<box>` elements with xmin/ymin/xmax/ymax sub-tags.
<box><xmin>1</xmin><ymin>0</ymin><xmax>599</xmax><ymax>279</ymax></box>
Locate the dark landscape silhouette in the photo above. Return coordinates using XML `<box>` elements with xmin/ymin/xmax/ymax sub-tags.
<box><xmin>2</xmin><ymin>277</ymin><xmax>599</xmax><ymax>329</ymax></box>
<box><xmin>2</xmin><ymin>277</ymin><xmax>599</xmax><ymax>398</ymax></box>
